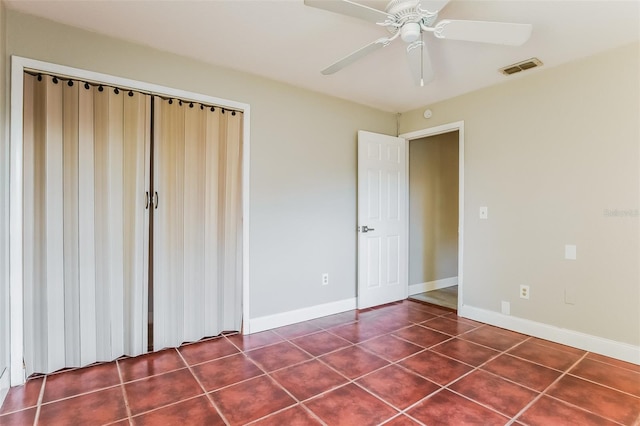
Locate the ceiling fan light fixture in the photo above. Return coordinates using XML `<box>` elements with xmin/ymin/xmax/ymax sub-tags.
<box><xmin>401</xmin><ymin>22</ymin><xmax>421</xmax><ymax>43</ymax></box>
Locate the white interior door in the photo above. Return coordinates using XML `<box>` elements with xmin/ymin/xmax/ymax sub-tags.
<box><xmin>357</xmin><ymin>130</ymin><xmax>407</xmax><ymax>309</ymax></box>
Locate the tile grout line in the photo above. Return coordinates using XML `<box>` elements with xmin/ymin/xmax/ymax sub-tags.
<box><xmin>264</xmin><ymin>326</ymin><xmax>406</xmax><ymax>425</ymax></box>
<box><xmin>174</xmin><ymin>347</ymin><xmax>232</xmax><ymax>426</ymax></box>
<box><xmin>242</xmin><ymin>335</ymin><xmax>325</xmax><ymax>425</ymax></box>
<box><xmin>32</xmin><ymin>375</ymin><xmax>46</xmax><ymax>425</ymax></box>
<box><xmin>506</xmin><ymin>351</ymin><xmax>593</xmax><ymax>425</ymax></box>
<box><xmin>284</xmin><ymin>311</ymin><xmax>467</xmax><ymax>425</ymax></box>
<box><xmin>396</xmin><ymin>335</ymin><xmax>535</xmax><ymax>422</ymax></box>
<box><xmin>115</xmin><ymin>358</ymin><xmax>134</xmax><ymax>423</ymax></box>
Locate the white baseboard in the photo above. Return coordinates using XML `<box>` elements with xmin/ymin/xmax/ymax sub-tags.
<box><xmin>0</xmin><ymin>367</ymin><xmax>9</xmax><ymax>407</ymax></box>
<box><xmin>459</xmin><ymin>305</ymin><xmax>640</xmax><ymax>365</ymax></box>
<box><xmin>409</xmin><ymin>277</ymin><xmax>458</xmax><ymax>295</ymax></box>
<box><xmin>248</xmin><ymin>298</ymin><xmax>357</xmax><ymax>335</ymax></box>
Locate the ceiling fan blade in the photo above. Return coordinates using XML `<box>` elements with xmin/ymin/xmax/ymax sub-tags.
<box><xmin>304</xmin><ymin>0</ymin><xmax>392</xmax><ymax>24</ymax></box>
<box><xmin>418</xmin><ymin>0</ymin><xmax>451</xmax><ymax>14</ymax></box>
<box><xmin>407</xmin><ymin>36</ymin><xmax>434</xmax><ymax>86</ymax></box>
<box><xmin>321</xmin><ymin>38</ymin><xmax>388</xmax><ymax>75</ymax></box>
<box><xmin>434</xmin><ymin>20</ymin><xmax>533</xmax><ymax>46</ymax></box>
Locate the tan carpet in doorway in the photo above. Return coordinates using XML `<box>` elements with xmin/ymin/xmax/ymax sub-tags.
<box><xmin>410</xmin><ymin>285</ymin><xmax>458</xmax><ymax>310</ymax></box>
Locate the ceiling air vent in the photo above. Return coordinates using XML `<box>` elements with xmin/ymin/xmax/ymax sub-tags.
<box><xmin>500</xmin><ymin>58</ymin><xmax>543</xmax><ymax>76</ymax></box>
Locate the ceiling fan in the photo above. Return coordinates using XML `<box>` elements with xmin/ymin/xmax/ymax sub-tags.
<box><xmin>304</xmin><ymin>0</ymin><xmax>533</xmax><ymax>86</ymax></box>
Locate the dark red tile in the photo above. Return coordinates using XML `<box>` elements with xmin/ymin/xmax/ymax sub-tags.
<box><xmin>0</xmin><ymin>407</ymin><xmax>37</xmax><ymax>426</ymax></box>
<box><xmin>431</xmin><ymin>338</ymin><xmax>499</xmax><ymax>366</ymax></box>
<box><xmin>252</xmin><ymin>405</ymin><xmax>322</xmax><ymax>425</ymax></box>
<box><xmin>450</xmin><ymin>370</ymin><xmax>538</xmax><ymax>417</ymax></box>
<box><xmin>482</xmin><ymin>354</ymin><xmax>561</xmax><ymax>391</ymax></box>
<box><xmin>132</xmin><ymin>395</ymin><xmax>224</xmax><ymax>425</ymax></box>
<box><xmin>39</xmin><ymin>386</ymin><xmax>127</xmax><ymax>425</ymax></box>
<box><xmin>367</xmin><ymin>315</ymin><xmax>413</xmax><ymax>334</ymax></box>
<box><xmin>443</xmin><ymin>314</ymin><xmax>484</xmax><ymax>328</ymax></box>
<box><xmin>307</xmin><ymin>312</ymin><xmax>357</xmax><ymax>329</ymax></box>
<box><xmin>461</xmin><ymin>326</ymin><xmax>527</xmax><ymax>351</ymax></box>
<box><xmin>407</xmin><ymin>302</ymin><xmax>453</xmax><ymax>316</ymax></box>
<box><xmin>191</xmin><ymin>353</ymin><xmax>263</xmax><ymax>391</ymax></box>
<box><xmin>519</xmin><ymin>395</ymin><xmax>619</xmax><ymax>426</ymax></box>
<box><xmin>359</xmin><ymin>334</ymin><xmax>423</xmax><ymax>362</ymax></box>
<box><xmin>569</xmin><ymin>357</ymin><xmax>640</xmax><ymax>397</ymax></box>
<box><xmin>226</xmin><ymin>330</ymin><xmax>284</xmax><ymax>351</ymax></box>
<box><xmin>356</xmin><ymin>365</ymin><xmax>439</xmax><ymax>409</ymax></box>
<box><xmin>320</xmin><ymin>346</ymin><xmax>389</xmax><ymax>379</ymax></box>
<box><xmin>356</xmin><ymin>306</ymin><xmax>395</xmax><ymax>321</ymax></box>
<box><xmin>42</xmin><ymin>362</ymin><xmax>120</xmax><ymax>403</ymax></box>
<box><xmin>124</xmin><ymin>368</ymin><xmax>203</xmax><ymax>415</ymax></box>
<box><xmin>399</xmin><ymin>350</ymin><xmax>473</xmax><ymax>386</ymax></box>
<box><xmin>210</xmin><ymin>375</ymin><xmax>295</xmax><ymax>425</ymax></box>
<box><xmin>291</xmin><ymin>331</ymin><xmax>351</xmax><ymax>356</ymax></box>
<box><xmin>403</xmin><ymin>308</ymin><xmax>438</xmax><ymax>323</ymax></box>
<box><xmin>0</xmin><ymin>377</ymin><xmax>43</xmax><ymax>414</ymax></box>
<box><xmin>178</xmin><ymin>337</ymin><xmax>239</xmax><ymax>365</ymax></box>
<box><xmin>528</xmin><ymin>337</ymin><xmax>587</xmax><ymax>356</ymax></box>
<box><xmin>305</xmin><ymin>383</ymin><xmax>397</xmax><ymax>426</ymax></box>
<box><xmin>392</xmin><ymin>325</ymin><xmax>451</xmax><ymax>348</ymax></box>
<box><xmin>271</xmin><ymin>359</ymin><xmax>348</xmax><ymax>401</ymax></box>
<box><xmin>329</xmin><ymin>321</ymin><xmax>388</xmax><ymax>343</ymax></box>
<box><xmin>383</xmin><ymin>414</ymin><xmax>422</xmax><ymax>425</ymax></box>
<box><xmin>246</xmin><ymin>341</ymin><xmax>311</xmax><ymax>372</ymax></box>
<box><xmin>586</xmin><ymin>352</ymin><xmax>640</xmax><ymax>373</ymax></box>
<box><xmin>273</xmin><ymin>322</ymin><xmax>323</xmax><ymax>339</ymax></box>
<box><xmin>118</xmin><ymin>348</ymin><xmax>185</xmax><ymax>382</ymax></box>
<box><xmin>408</xmin><ymin>389</ymin><xmax>508</xmax><ymax>425</ymax></box>
<box><xmin>422</xmin><ymin>317</ymin><xmax>477</xmax><ymax>336</ymax></box>
<box><xmin>508</xmin><ymin>340</ymin><xmax>582</xmax><ymax>371</ymax></box>
<box><xmin>547</xmin><ymin>375</ymin><xmax>640</xmax><ymax>424</ymax></box>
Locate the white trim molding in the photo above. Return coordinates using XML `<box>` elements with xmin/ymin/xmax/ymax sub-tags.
<box><xmin>460</xmin><ymin>305</ymin><xmax>640</xmax><ymax>365</ymax></box>
<box><xmin>409</xmin><ymin>277</ymin><xmax>458</xmax><ymax>295</ymax></box>
<box><xmin>9</xmin><ymin>56</ymin><xmax>252</xmax><ymax>386</ymax></box>
<box><xmin>249</xmin><ymin>298</ymin><xmax>357</xmax><ymax>334</ymax></box>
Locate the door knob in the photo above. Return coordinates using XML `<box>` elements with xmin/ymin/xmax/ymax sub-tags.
<box><xmin>361</xmin><ymin>225</ymin><xmax>375</xmax><ymax>233</ymax></box>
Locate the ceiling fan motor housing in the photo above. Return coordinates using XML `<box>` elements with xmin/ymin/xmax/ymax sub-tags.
<box><xmin>401</xmin><ymin>22</ymin><xmax>421</xmax><ymax>42</ymax></box>
<box><xmin>385</xmin><ymin>0</ymin><xmax>438</xmax><ymax>40</ymax></box>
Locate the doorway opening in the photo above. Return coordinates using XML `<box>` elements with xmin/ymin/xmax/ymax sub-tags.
<box><xmin>401</xmin><ymin>123</ymin><xmax>463</xmax><ymax>312</ymax></box>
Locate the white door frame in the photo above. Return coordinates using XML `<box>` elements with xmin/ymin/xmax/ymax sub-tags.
<box><xmin>400</xmin><ymin>121</ymin><xmax>464</xmax><ymax>311</ymax></box>
<box><xmin>9</xmin><ymin>56</ymin><xmax>252</xmax><ymax>386</ymax></box>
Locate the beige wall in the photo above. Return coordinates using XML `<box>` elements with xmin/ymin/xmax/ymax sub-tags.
<box><xmin>409</xmin><ymin>132</ymin><xmax>459</xmax><ymax>285</ymax></box>
<box><xmin>3</xmin><ymin>10</ymin><xmax>397</xmax><ymax>320</ymax></box>
<box><xmin>401</xmin><ymin>42</ymin><xmax>640</xmax><ymax>346</ymax></box>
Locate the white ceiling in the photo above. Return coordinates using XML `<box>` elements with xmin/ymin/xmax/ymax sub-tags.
<box><xmin>6</xmin><ymin>0</ymin><xmax>640</xmax><ymax>112</ymax></box>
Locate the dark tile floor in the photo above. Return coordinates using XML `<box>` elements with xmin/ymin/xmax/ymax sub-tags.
<box><xmin>1</xmin><ymin>300</ymin><xmax>639</xmax><ymax>425</ymax></box>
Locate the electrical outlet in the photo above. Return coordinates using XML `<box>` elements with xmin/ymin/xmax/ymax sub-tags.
<box><xmin>479</xmin><ymin>206</ymin><xmax>488</xmax><ymax>219</ymax></box>
<box><xmin>322</xmin><ymin>273</ymin><xmax>329</xmax><ymax>286</ymax></box>
<box><xmin>520</xmin><ymin>285</ymin><xmax>530</xmax><ymax>300</ymax></box>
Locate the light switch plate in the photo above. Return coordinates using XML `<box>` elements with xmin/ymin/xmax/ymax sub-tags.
<box><xmin>565</xmin><ymin>244</ymin><xmax>577</xmax><ymax>260</ymax></box>
<box><xmin>479</xmin><ymin>206</ymin><xmax>488</xmax><ymax>219</ymax></box>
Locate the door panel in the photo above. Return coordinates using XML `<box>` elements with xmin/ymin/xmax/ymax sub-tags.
<box><xmin>357</xmin><ymin>131</ymin><xmax>407</xmax><ymax>309</ymax></box>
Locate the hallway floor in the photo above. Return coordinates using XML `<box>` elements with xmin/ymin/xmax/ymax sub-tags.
<box><xmin>1</xmin><ymin>299</ymin><xmax>639</xmax><ymax>425</ymax></box>
<box><xmin>410</xmin><ymin>286</ymin><xmax>458</xmax><ymax>311</ymax></box>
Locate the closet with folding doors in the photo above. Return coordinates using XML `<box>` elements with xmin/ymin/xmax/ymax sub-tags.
<box><xmin>22</xmin><ymin>71</ymin><xmax>243</xmax><ymax>376</ymax></box>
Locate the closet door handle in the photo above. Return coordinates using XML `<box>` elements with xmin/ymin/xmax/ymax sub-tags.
<box><xmin>154</xmin><ymin>192</ymin><xmax>159</xmax><ymax>209</ymax></box>
<box><xmin>145</xmin><ymin>192</ymin><xmax>150</xmax><ymax>209</ymax></box>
